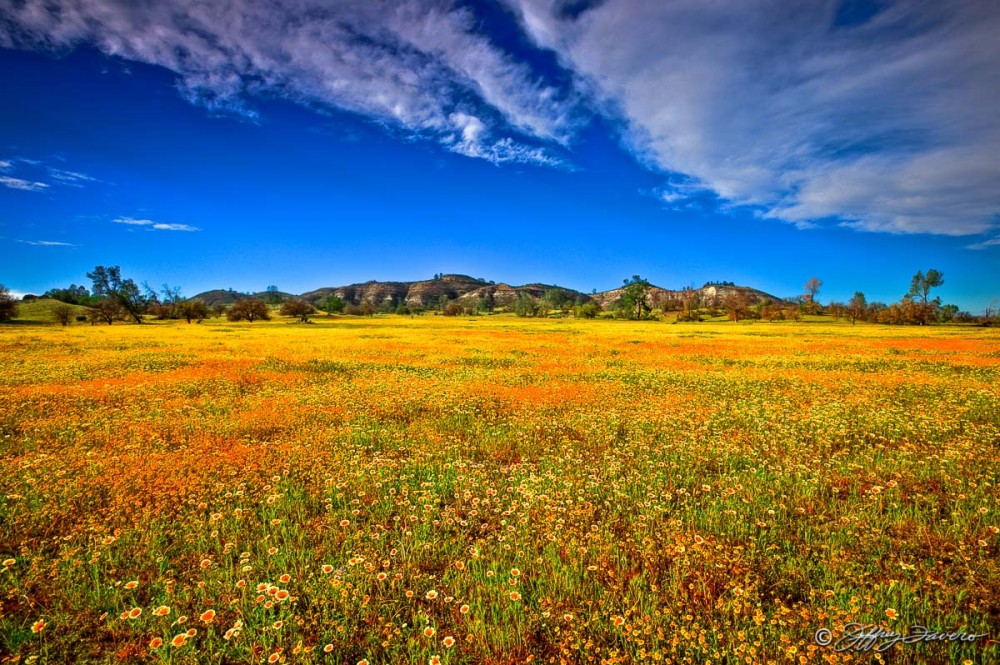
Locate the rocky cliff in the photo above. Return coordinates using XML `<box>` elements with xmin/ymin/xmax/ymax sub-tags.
<box><xmin>197</xmin><ymin>276</ymin><xmax>787</xmax><ymax>310</ymax></box>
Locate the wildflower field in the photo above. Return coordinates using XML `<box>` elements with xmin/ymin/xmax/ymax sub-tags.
<box><xmin>1</xmin><ymin>317</ymin><xmax>998</xmax><ymax>664</ymax></box>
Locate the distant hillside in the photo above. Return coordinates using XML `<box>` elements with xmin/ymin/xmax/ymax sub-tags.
<box><xmin>300</xmin><ymin>274</ymin><xmax>489</xmax><ymax>308</ymax></box>
<box><xmin>590</xmin><ymin>283</ymin><xmax>788</xmax><ymax>310</ymax></box>
<box><xmin>194</xmin><ymin>275</ymin><xmax>787</xmax><ymax>311</ymax></box>
<box><xmin>191</xmin><ymin>288</ymin><xmax>294</xmax><ymax>306</ymax></box>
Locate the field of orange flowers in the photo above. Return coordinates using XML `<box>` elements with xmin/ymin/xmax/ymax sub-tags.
<box><xmin>1</xmin><ymin>316</ymin><xmax>998</xmax><ymax>664</ymax></box>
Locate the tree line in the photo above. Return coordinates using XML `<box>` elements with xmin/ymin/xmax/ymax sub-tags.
<box><xmin>1</xmin><ymin>265</ymin><xmax>996</xmax><ymax>326</ymax></box>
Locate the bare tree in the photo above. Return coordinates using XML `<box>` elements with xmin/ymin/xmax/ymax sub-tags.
<box><xmin>723</xmin><ymin>292</ymin><xmax>751</xmax><ymax>322</ymax></box>
<box><xmin>804</xmin><ymin>277</ymin><xmax>822</xmax><ymax>314</ymax></box>
<box><xmin>52</xmin><ymin>303</ymin><xmax>74</xmax><ymax>326</ymax></box>
<box><xmin>847</xmin><ymin>292</ymin><xmax>867</xmax><ymax>324</ymax></box>
<box><xmin>90</xmin><ymin>300</ymin><xmax>123</xmax><ymax>325</ymax></box>
<box><xmin>87</xmin><ymin>265</ymin><xmax>147</xmax><ymax>323</ymax></box>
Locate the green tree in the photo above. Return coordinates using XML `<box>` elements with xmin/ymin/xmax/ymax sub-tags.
<box><xmin>0</xmin><ymin>284</ymin><xmax>19</xmax><ymax>322</ymax></box>
<box><xmin>44</xmin><ymin>284</ymin><xmax>91</xmax><ymax>305</ymax></box>
<box><xmin>907</xmin><ymin>269</ymin><xmax>944</xmax><ymax>324</ymax></box>
<box><xmin>513</xmin><ymin>292</ymin><xmax>541</xmax><ymax>317</ymax></box>
<box><xmin>937</xmin><ymin>303</ymin><xmax>959</xmax><ymax>323</ymax></box>
<box><xmin>620</xmin><ymin>275</ymin><xmax>651</xmax><ymax>320</ymax></box>
<box><xmin>178</xmin><ymin>299</ymin><xmax>210</xmax><ymax>323</ymax></box>
<box><xmin>322</xmin><ymin>295</ymin><xmax>345</xmax><ymax>315</ymax></box>
<box><xmin>264</xmin><ymin>285</ymin><xmax>282</xmax><ymax>304</ymax></box>
<box><xmin>909</xmin><ymin>269</ymin><xmax>944</xmax><ymax>305</ymax></box>
<box><xmin>542</xmin><ymin>288</ymin><xmax>571</xmax><ymax>314</ymax></box>
<box><xmin>473</xmin><ymin>294</ymin><xmax>493</xmax><ymax>315</ymax></box>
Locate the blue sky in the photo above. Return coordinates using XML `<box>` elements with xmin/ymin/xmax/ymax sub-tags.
<box><xmin>1</xmin><ymin>0</ymin><xmax>998</xmax><ymax>311</ymax></box>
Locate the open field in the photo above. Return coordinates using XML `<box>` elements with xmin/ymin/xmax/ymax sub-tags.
<box><xmin>1</xmin><ymin>317</ymin><xmax>998</xmax><ymax>664</ymax></box>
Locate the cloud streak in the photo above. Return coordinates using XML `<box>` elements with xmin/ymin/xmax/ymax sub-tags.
<box><xmin>0</xmin><ymin>0</ymin><xmax>575</xmax><ymax>167</ymax></box>
<box><xmin>17</xmin><ymin>239</ymin><xmax>75</xmax><ymax>246</ymax></box>
<box><xmin>0</xmin><ymin>157</ymin><xmax>99</xmax><ymax>191</ymax></box>
<box><xmin>113</xmin><ymin>217</ymin><xmax>199</xmax><ymax>232</ymax></box>
<box><xmin>0</xmin><ymin>175</ymin><xmax>49</xmax><ymax>192</ymax></box>
<box><xmin>504</xmin><ymin>0</ymin><xmax>1000</xmax><ymax>237</ymax></box>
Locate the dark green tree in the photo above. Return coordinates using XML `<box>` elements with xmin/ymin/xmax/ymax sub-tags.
<box><xmin>264</xmin><ymin>285</ymin><xmax>282</xmax><ymax>304</ymax></box>
<box><xmin>909</xmin><ymin>269</ymin><xmax>944</xmax><ymax>305</ymax></box>
<box><xmin>44</xmin><ymin>284</ymin><xmax>91</xmax><ymax>305</ymax></box>
<box><xmin>514</xmin><ymin>292</ymin><xmax>541</xmax><ymax>317</ymax></box>
<box><xmin>322</xmin><ymin>295</ymin><xmax>345</xmax><ymax>315</ymax></box>
<box><xmin>0</xmin><ymin>284</ymin><xmax>19</xmax><ymax>322</ymax></box>
<box><xmin>620</xmin><ymin>275</ymin><xmax>651</xmax><ymax>320</ymax></box>
<box><xmin>178</xmin><ymin>299</ymin><xmax>210</xmax><ymax>323</ymax></box>
<box><xmin>907</xmin><ymin>269</ymin><xmax>944</xmax><ymax>324</ymax></box>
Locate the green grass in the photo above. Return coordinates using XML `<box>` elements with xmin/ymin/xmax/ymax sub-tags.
<box><xmin>12</xmin><ymin>298</ymin><xmax>92</xmax><ymax>325</ymax></box>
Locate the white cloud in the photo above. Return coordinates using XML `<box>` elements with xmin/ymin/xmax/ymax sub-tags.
<box><xmin>150</xmin><ymin>223</ymin><xmax>199</xmax><ymax>232</ymax></box>
<box><xmin>48</xmin><ymin>168</ymin><xmax>97</xmax><ymax>186</ymax></box>
<box><xmin>0</xmin><ymin>175</ymin><xmax>49</xmax><ymax>191</ymax></box>
<box><xmin>17</xmin><ymin>239</ymin><xmax>75</xmax><ymax>246</ymax></box>
<box><xmin>6</xmin><ymin>1</ymin><xmax>999</xmax><ymax>236</ymax></box>
<box><xmin>0</xmin><ymin>0</ymin><xmax>576</xmax><ymax>164</ymax></box>
<box><xmin>0</xmin><ymin>157</ymin><xmax>97</xmax><ymax>190</ymax></box>
<box><xmin>446</xmin><ymin>112</ymin><xmax>565</xmax><ymax>166</ymax></box>
<box><xmin>113</xmin><ymin>217</ymin><xmax>199</xmax><ymax>231</ymax></box>
<box><xmin>967</xmin><ymin>237</ymin><xmax>1000</xmax><ymax>251</ymax></box>
<box><xmin>504</xmin><ymin>0</ymin><xmax>1000</xmax><ymax>237</ymax></box>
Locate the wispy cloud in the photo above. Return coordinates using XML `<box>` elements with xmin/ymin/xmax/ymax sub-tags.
<box><xmin>966</xmin><ymin>236</ymin><xmax>1000</xmax><ymax>251</ymax></box>
<box><xmin>17</xmin><ymin>239</ymin><xmax>75</xmax><ymax>246</ymax></box>
<box><xmin>113</xmin><ymin>217</ymin><xmax>199</xmax><ymax>232</ymax></box>
<box><xmin>0</xmin><ymin>175</ymin><xmax>49</xmax><ymax>192</ymax></box>
<box><xmin>505</xmin><ymin>0</ymin><xmax>1000</xmax><ymax>238</ymax></box>
<box><xmin>0</xmin><ymin>157</ymin><xmax>99</xmax><ymax>191</ymax></box>
<box><xmin>48</xmin><ymin>168</ymin><xmax>97</xmax><ymax>186</ymax></box>
<box><xmin>0</xmin><ymin>0</ymin><xmax>576</xmax><ymax>167</ymax></box>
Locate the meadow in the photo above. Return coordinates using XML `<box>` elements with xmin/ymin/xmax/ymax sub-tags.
<box><xmin>0</xmin><ymin>316</ymin><xmax>998</xmax><ymax>664</ymax></box>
